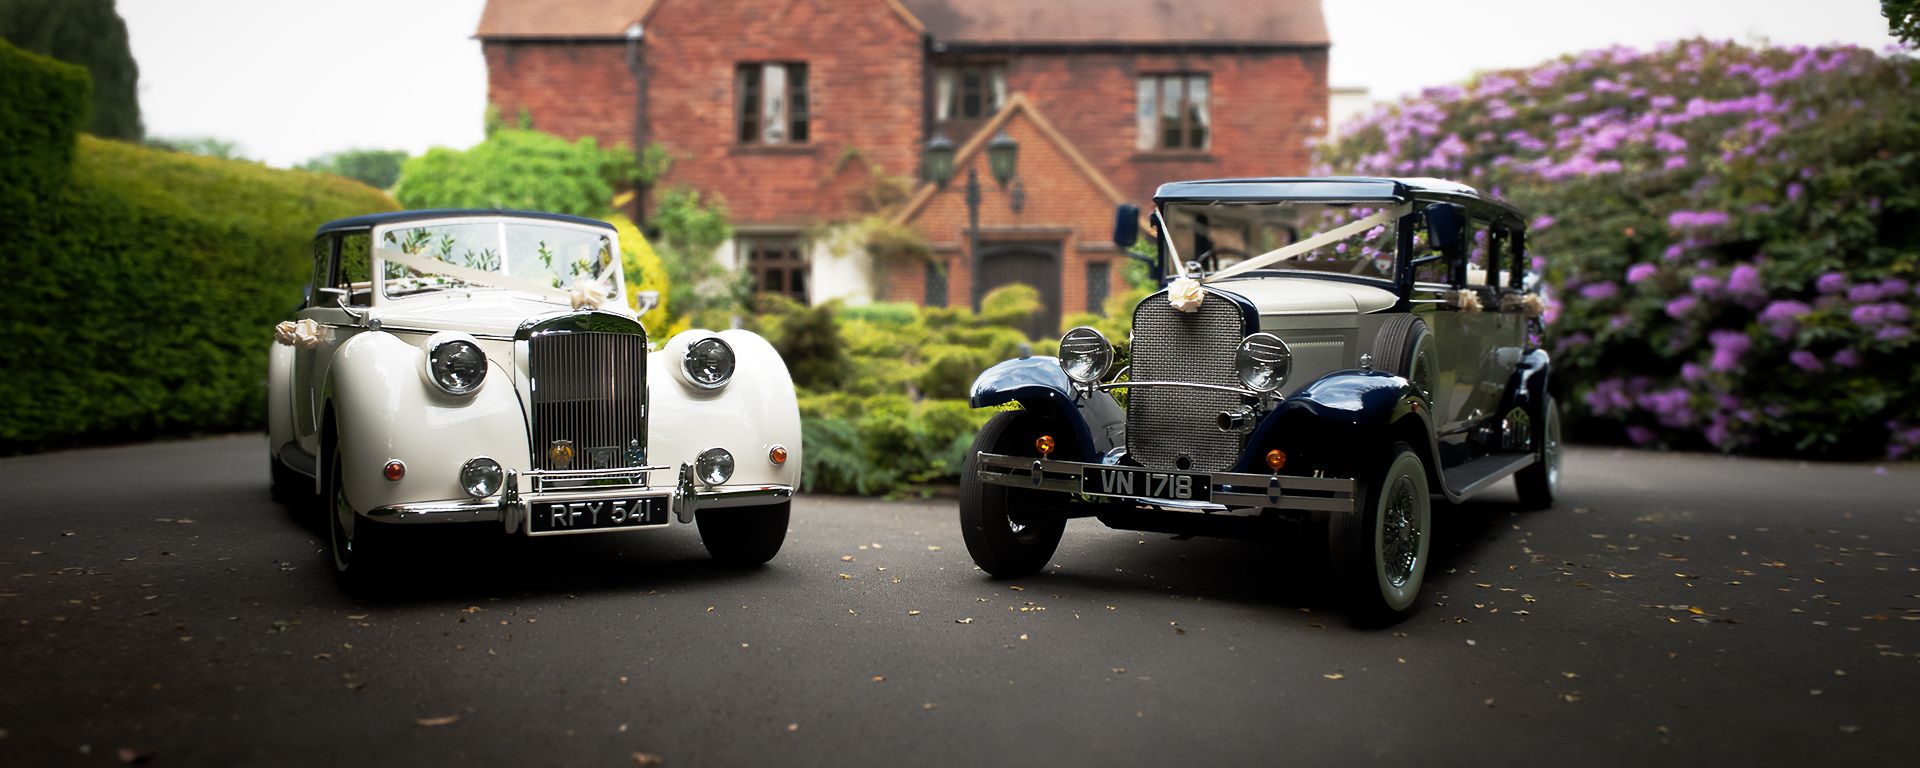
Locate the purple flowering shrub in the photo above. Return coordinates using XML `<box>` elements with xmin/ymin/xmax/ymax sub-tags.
<box><xmin>1316</xmin><ymin>41</ymin><xmax>1920</xmax><ymax>458</ymax></box>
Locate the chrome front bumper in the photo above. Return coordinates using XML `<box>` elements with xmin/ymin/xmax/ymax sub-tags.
<box><xmin>364</xmin><ymin>462</ymin><xmax>793</xmax><ymax>533</ymax></box>
<box><xmin>974</xmin><ymin>452</ymin><xmax>1357</xmax><ymax>513</ymax></box>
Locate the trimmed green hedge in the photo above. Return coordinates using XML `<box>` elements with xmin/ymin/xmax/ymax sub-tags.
<box><xmin>799</xmin><ymin>394</ymin><xmax>998</xmax><ymax>497</ymax></box>
<box><xmin>0</xmin><ymin>51</ymin><xmax>396</xmax><ymax>452</ymax></box>
<box><xmin>0</xmin><ymin>38</ymin><xmax>87</xmax><ymax>207</ymax></box>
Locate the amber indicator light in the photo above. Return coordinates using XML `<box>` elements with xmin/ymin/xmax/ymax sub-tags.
<box><xmin>383</xmin><ymin>461</ymin><xmax>406</xmax><ymax>481</ymax></box>
<box><xmin>1265</xmin><ymin>449</ymin><xmax>1287</xmax><ymax>472</ymax></box>
<box><xmin>769</xmin><ymin>445</ymin><xmax>788</xmax><ymax>465</ymax></box>
<box><xmin>1035</xmin><ymin>435</ymin><xmax>1056</xmax><ymax>458</ymax></box>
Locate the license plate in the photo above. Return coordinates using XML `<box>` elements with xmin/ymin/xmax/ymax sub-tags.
<box><xmin>529</xmin><ymin>495</ymin><xmax>669</xmax><ymax>535</ymax></box>
<box><xmin>1081</xmin><ymin>467</ymin><xmax>1211</xmax><ymax>502</ymax></box>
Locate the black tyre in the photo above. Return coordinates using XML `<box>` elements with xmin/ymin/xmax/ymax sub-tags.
<box><xmin>696</xmin><ymin>502</ymin><xmax>791</xmax><ymax>566</ymax></box>
<box><xmin>1514</xmin><ymin>394</ymin><xmax>1562</xmax><ymax>509</ymax></box>
<box><xmin>1328</xmin><ymin>442</ymin><xmax>1433</xmax><ymax>618</ymax></box>
<box><xmin>1372</xmin><ymin>315</ymin><xmax>1435</xmax><ymax>403</ymax></box>
<box><xmin>324</xmin><ymin>434</ymin><xmax>387</xmax><ymax>581</ymax></box>
<box><xmin>958</xmin><ymin>411</ymin><xmax>1067</xmax><ymax>579</ymax></box>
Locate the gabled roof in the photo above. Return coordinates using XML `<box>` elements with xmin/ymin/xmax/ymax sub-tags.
<box><xmin>893</xmin><ymin>93</ymin><xmax>1126</xmax><ymax>227</ymax></box>
<box><xmin>899</xmin><ymin>0</ymin><xmax>1326</xmax><ymax>47</ymax></box>
<box><xmin>475</xmin><ymin>0</ymin><xmax>1326</xmax><ymax>46</ymax></box>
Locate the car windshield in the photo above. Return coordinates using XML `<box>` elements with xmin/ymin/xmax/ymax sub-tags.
<box><xmin>373</xmin><ymin>220</ymin><xmax>618</xmax><ymax>300</ymax></box>
<box><xmin>1161</xmin><ymin>200</ymin><xmax>1401</xmax><ymax>282</ymax></box>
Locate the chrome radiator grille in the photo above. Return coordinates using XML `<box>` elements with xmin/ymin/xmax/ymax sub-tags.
<box><xmin>528</xmin><ymin>330</ymin><xmax>648</xmax><ymax>471</ymax></box>
<box><xmin>1127</xmin><ymin>291</ymin><xmax>1250</xmax><ymax>472</ymax></box>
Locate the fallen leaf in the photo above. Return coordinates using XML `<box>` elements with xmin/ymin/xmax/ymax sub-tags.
<box><xmin>837</xmin><ymin>573</ymin><xmax>853</xmax><ymax>580</ymax></box>
<box><xmin>927</xmin><ymin>546</ymin><xmax>942</xmax><ymax>552</ymax></box>
<box><xmin>922</xmin><ymin>703</ymin><xmax>938</xmax><ymax>711</ymax></box>
<box><xmin>1562</xmin><ymin>694</ymin><xmax>1581</xmax><ymax>703</ymax></box>
<box><xmin>1323</xmin><ymin>673</ymin><xmax>1345</xmax><ymax>680</ymax></box>
<box><xmin>1008</xmin><ymin>586</ymin><xmax>1026</xmax><ymax>591</ymax></box>
<box><xmin>786</xmin><ymin>723</ymin><xmax>799</xmax><ymax>733</ymax></box>
<box><xmin>955</xmin><ymin>618</ymin><xmax>973</xmax><ymax>624</ymax></box>
<box><xmin>907</xmin><ymin>610</ymin><xmax>922</xmax><ymax>616</ymax></box>
<box><xmin>117</xmin><ymin>747</ymin><xmax>153</xmax><ymax>764</ymax></box>
<box><xmin>346</xmin><ymin>614</ymin><xmax>369</xmax><ymax>620</ymax></box>
<box><xmin>1112</xmin><ymin>667</ymin><xmax>1127</xmax><ymax>674</ymax></box>
<box><xmin>840</xmin><ymin>555</ymin><xmax>854</xmax><ymax>562</ymax></box>
<box><xmin>1839</xmin><ymin>725</ymin><xmax>1862</xmax><ymax>734</ymax></box>
<box><xmin>871</xmin><ymin>675</ymin><xmax>886</xmax><ymax>682</ymax></box>
<box><xmin>631</xmin><ymin>752</ymin><xmax>665</xmax><ymax>766</ymax></box>
<box><xmin>416</xmin><ymin>715</ymin><xmax>460</xmax><ymax>727</ymax></box>
<box><xmin>1018</xmin><ymin>634</ymin><xmax>1029</xmax><ymax>641</ymax></box>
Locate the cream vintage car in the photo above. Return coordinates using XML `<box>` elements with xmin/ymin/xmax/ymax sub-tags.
<box><xmin>960</xmin><ymin>177</ymin><xmax>1559</xmax><ymax>617</ymax></box>
<box><xmin>267</xmin><ymin>210</ymin><xmax>801</xmax><ymax>578</ymax></box>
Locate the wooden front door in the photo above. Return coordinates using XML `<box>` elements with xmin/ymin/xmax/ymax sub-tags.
<box><xmin>976</xmin><ymin>243</ymin><xmax>1061</xmax><ymax>340</ymax></box>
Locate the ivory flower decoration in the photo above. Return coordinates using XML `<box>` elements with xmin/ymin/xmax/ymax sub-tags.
<box><xmin>1451</xmin><ymin>289</ymin><xmax>1483</xmax><ymax>313</ymax></box>
<box><xmin>569</xmin><ymin>280</ymin><xmax>611</xmax><ymax>311</ymax></box>
<box><xmin>1167</xmin><ymin>277</ymin><xmax>1205</xmax><ymax>313</ymax></box>
<box><xmin>274</xmin><ymin>318</ymin><xmax>327</xmax><ymax>348</ymax></box>
<box><xmin>1501</xmin><ymin>293</ymin><xmax>1546</xmax><ymax>317</ymax></box>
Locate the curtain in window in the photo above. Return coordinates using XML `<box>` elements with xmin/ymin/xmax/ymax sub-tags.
<box><xmin>990</xmin><ymin>68</ymin><xmax>1007</xmax><ymax>113</ymax></box>
<box><xmin>761</xmin><ymin>64</ymin><xmax>788</xmax><ymax>144</ymax></box>
<box><xmin>934</xmin><ymin>69</ymin><xmax>954</xmax><ymax>122</ymax></box>
<box><xmin>1187</xmin><ymin>76</ymin><xmax>1210</xmax><ymax>149</ymax></box>
<box><xmin>1135</xmin><ymin>78</ymin><xmax>1156</xmax><ymax>151</ymax></box>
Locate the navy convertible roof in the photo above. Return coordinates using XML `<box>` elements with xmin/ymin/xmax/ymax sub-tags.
<box><xmin>1154</xmin><ymin>177</ymin><xmax>1526</xmax><ymax>227</ymax></box>
<box><xmin>314</xmin><ymin>209</ymin><xmax>616</xmax><ymax>237</ymax></box>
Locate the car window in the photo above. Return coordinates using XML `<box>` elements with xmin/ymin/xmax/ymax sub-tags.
<box><xmin>1465</xmin><ymin>220</ymin><xmax>1492</xmax><ymax>288</ymax></box>
<box><xmin>1162</xmin><ymin>202</ymin><xmax>1398</xmax><ymax>281</ymax></box>
<box><xmin>377</xmin><ymin>220</ymin><xmax>617</xmax><ymax>299</ymax></box>
<box><xmin>338</xmin><ymin>232</ymin><xmax>373</xmax><ymax>306</ymax></box>
<box><xmin>1411</xmin><ymin>223</ymin><xmax>1451</xmax><ymax>285</ymax></box>
<box><xmin>308</xmin><ymin>237</ymin><xmax>332</xmax><ymax>308</ymax></box>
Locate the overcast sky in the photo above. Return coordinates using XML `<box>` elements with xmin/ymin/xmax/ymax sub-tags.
<box><xmin>119</xmin><ymin>0</ymin><xmax>1903</xmax><ymax>168</ymax></box>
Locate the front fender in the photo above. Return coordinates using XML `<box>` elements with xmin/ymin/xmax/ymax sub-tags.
<box><xmin>968</xmin><ymin>356</ymin><xmax>1122</xmax><ymax>462</ymax></box>
<box><xmin>647</xmin><ymin>329</ymin><xmax>803</xmax><ymax>491</ymax></box>
<box><xmin>329</xmin><ymin>331</ymin><xmax>528</xmax><ymax>515</ymax></box>
<box><xmin>1235</xmin><ymin>369</ymin><xmax>1429</xmax><ymax>472</ymax></box>
<box><xmin>266</xmin><ymin>341</ymin><xmax>295</xmax><ymax>458</ymax></box>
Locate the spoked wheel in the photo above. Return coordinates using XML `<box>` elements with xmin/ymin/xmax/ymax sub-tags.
<box><xmin>958</xmin><ymin>411</ymin><xmax>1067</xmax><ymax>579</ymax></box>
<box><xmin>696</xmin><ymin>502</ymin><xmax>791</xmax><ymax>566</ymax></box>
<box><xmin>1329</xmin><ymin>442</ymin><xmax>1433</xmax><ymax>619</ymax></box>
<box><xmin>325</xmin><ymin>437</ymin><xmax>385</xmax><ymax>581</ymax></box>
<box><xmin>1515</xmin><ymin>394</ymin><xmax>1561</xmax><ymax>510</ymax></box>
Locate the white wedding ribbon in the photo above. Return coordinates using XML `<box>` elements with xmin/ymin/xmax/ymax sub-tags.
<box><xmin>1204</xmin><ymin>203</ymin><xmax>1410</xmax><ymax>283</ymax></box>
<box><xmin>376</xmin><ymin>247</ymin><xmax>622</xmax><ymax>310</ymax></box>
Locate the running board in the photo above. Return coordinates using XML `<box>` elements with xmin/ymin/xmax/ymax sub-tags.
<box><xmin>1440</xmin><ymin>452</ymin><xmax>1534</xmax><ymax>501</ymax></box>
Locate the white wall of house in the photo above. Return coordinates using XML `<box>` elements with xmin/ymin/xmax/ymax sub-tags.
<box><xmin>806</xmin><ymin>239</ymin><xmax>871</xmax><ymax>307</ymax></box>
<box><xmin>1327</xmin><ymin>86</ymin><xmax>1375</xmax><ymax>140</ymax></box>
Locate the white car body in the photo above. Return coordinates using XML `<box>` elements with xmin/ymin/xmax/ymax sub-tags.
<box><xmin>267</xmin><ymin>210</ymin><xmax>801</xmax><ymax>572</ymax></box>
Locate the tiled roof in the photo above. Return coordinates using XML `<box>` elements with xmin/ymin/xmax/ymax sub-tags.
<box><xmin>476</xmin><ymin>0</ymin><xmax>1327</xmax><ymax>46</ymax></box>
<box><xmin>901</xmin><ymin>0</ymin><xmax>1326</xmax><ymax>47</ymax></box>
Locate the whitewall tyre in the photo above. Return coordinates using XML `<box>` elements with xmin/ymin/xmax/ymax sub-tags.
<box><xmin>1515</xmin><ymin>394</ymin><xmax>1561</xmax><ymax>510</ymax></box>
<box><xmin>1330</xmin><ymin>442</ymin><xmax>1432</xmax><ymax>618</ymax></box>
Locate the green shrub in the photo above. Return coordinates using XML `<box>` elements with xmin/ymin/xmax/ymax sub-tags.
<box><xmin>1317</xmin><ymin>41</ymin><xmax>1920</xmax><ymax>459</ymax></box>
<box><xmin>393</xmin><ymin>129</ymin><xmax>635</xmax><ymax>217</ymax></box>
<box><xmin>0</xmin><ymin>136</ymin><xmax>396</xmax><ymax>452</ymax></box>
<box><xmin>799</xmin><ymin>394</ymin><xmax>997</xmax><ymax>496</ymax></box>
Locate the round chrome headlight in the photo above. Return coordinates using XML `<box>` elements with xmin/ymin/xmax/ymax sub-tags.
<box><xmin>1058</xmin><ymin>326</ymin><xmax>1113</xmax><ymax>385</ymax></box>
<box><xmin>1236</xmin><ymin>332</ymin><xmax>1292</xmax><ymax>394</ymax></box>
<box><xmin>428</xmin><ymin>337</ymin><xmax>488</xmax><ymax>395</ymax></box>
<box><xmin>683</xmin><ymin>337</ymin><xmax>735</xmax><ymax>390</ymax></box>
<box><xmin>695</xmin><ymin>447</ymin><xmax>735</xmax><ymax>486</ymax></box>
<box><xmin>459</xmin><ymin>457</ymin><xmax>503</xmax><ymax>499</ymax></box>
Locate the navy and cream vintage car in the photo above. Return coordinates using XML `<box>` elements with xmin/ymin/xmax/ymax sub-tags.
<box><xmin>267</xmin><ymin>210</ymin><xmax>802</xmax><ymax>579</ymax></box>
<box><xmin>959</xmin><ymin>178</ymin><xmax>1559</xmax><ymax>616</ymax></box>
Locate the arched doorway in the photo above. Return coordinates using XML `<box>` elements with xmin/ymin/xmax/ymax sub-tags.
<box><xmin>975</xmin><ymin>243</ymin><xmax>1061</xmax><ymax>340</ymax></box>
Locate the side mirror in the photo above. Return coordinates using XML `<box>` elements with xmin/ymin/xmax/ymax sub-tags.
<box><xmin>633</xmin><ymin>290</ymin><xmax>660</xmax><ymax>314</ymax></box>
<box><xmin>1112</xmin><ymin>204</ymin><xmax>1140</xmax><ymax>248</ymax></box>
<box><xmin>1424</xmin><ymin>202</ymin><xmax>1466</xmax><ymax>254</ymax></box>
<box><xmin>314</xmin><ymin>286</ymin><xmax>348</xmax><ymax>302</ymax></box>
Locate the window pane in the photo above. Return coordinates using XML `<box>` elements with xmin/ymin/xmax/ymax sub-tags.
<box><xmin>736</xmin><ymin>65</ymin><xmax>760</xmax><ymax>143</ymax></box>
<box><xmin>1135</xmin><ymin>78</ymin><xmax>1156</xmax><ymax>151</ymax></box>
<box><xmin>1161</xmin><ymin>76</ymin><xmax>1183</xmax><ymax>149</ymax></box>
<box><xmin>791</xmin><ymin>268</ymin><xmax>808</xmax><ymax>301</ymax></box>
<box><xmin>766</xmin><ymin>269</ymin><xmax>783</xmax><ymax>292</ymax></box>
<box><xmin>1086</xmin><ymin>261</ymin><xmax>1110</xmax><ymax>312</ymax></box>
<box><xmin>1186</xmin><ymin>76</ymin><xmax>1210</xmax><ymax>149</ymax></box>
<box><xmin>961</xmin><ymin>70</ymin><xmax>982</xmax><ymax>117</ymax></box>
<box><xmin>787</xmin><ymin>63</ymin><xmax>808</xmax><ymax>143</ymax></box>
<box><xmin>925</xmin><ymin>260</ymin><xmax>948</xmax><ymax>307</ymax></box>
<box><xmin>761</xmin><ymin>63</ymin><xmax>787</xmax><ymax>144</ymax></box>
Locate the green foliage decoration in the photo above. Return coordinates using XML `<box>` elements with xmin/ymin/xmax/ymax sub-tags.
<box><xmin>0</xmin><ymin>0</ymin><xmax>141</xmax><ymax>140</ymax></box>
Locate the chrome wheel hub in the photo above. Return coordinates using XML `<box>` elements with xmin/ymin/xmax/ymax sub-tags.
<box><xmin>1381</xmin><ymin>475</ymin><xmax>1422</xmax><ymax>588</ymax></box>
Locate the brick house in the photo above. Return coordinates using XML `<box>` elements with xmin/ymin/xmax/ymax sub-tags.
<box><xmin>477</xmin><ymin>0</ymin><xmax>1329</xmax><ymax>335</ymax></box>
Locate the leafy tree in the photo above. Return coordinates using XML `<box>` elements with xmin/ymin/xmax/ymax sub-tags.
<box><xmin>0</xmin><ymin>0</ymin><xmax>141</xmax><ymax>140</ymax></box>
<box><xmin>392</xmin><ymin>129</ymin><xmax>637</xmax><ymax>218</ymax></box>
<box><xmin>647</xmin><ymin>186</ymin><xmax>745</xmax><ymax>330</ymax></box>
<box><xmin>1889</xmin><ymin>0</ymin><xmax>1920</xmax><ymax>47</ymax></box>
<box><xmin>301</xmin><ymin>148</ymin><xmax>408</xmax><ymax>190</ymax></box>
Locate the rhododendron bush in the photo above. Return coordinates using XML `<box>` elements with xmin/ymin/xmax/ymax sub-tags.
<box><xmin>1317</xmin><ymin>41</ymin><xmax>1920</xmax><ymax>459</ymax></box>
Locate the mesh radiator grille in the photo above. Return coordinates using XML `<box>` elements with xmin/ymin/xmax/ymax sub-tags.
<box><xmin>1126</xmin><ymin>292</ymin><xmax>1249</xmax><ymax>472</ymax></box>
